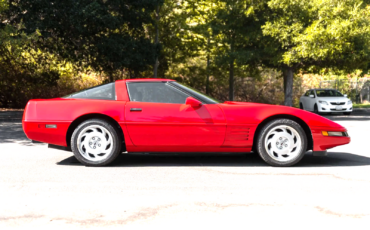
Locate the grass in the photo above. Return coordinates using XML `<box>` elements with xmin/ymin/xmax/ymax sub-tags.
<box><xmin>353</xmin><ymin>104</ymin><xmax>370</xmax><ymax>108</ymax></box>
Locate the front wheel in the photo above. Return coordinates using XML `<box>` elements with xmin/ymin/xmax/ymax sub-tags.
<box><xmin>314</xmin><ymin>104</ymin><xmax>319</xmax><ymax>114</ymax></box>
<box><xmin>256</xmin><ymin>119</ymin><xmax>307</xmax><ymax>167</ymax></box>
<box><xmin>71</xmin><ymin>119</ymin><xmax>122</xmax><ymax>166</ymax></box>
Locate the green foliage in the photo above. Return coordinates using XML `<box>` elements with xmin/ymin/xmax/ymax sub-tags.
<box><xmin>2</xmin><ymin>0</ymin><xmax>370</xmax><ymax>108</ymax></box>
<box><xmin>0</xmin><ymin>22</ymin><xmax>76</xmax><ymax>107</ymax></box>
<box><xmin>263</xmin><ymin>0</ymin><xmax>370</xmax><ymax>72</ymax></box>
<box><xmin>147</xmin><ymin>0</ymin><xmax>194</xmax><ymax>78</ymax></box>
<box><xmin>353</xmin><ymin>104</ymin><xmax>370</xmax><ymax>108</ymax></box>
<box><xmin>0</xmin><ymin>2</ymin><xmax>58</xmax><ymax>107</ymax></box>
<box><xmin>8</xmin><ymin>0</ymin><xmax>163</xmax><ymax>80</ymax></box>
<box><xmin>0</xmin><ymin>0</ymin><xmax>7</xmax><ymax>11</ymax></box>
<box><xmin>178</xmin><ymin>0</ymin><xmax>270</xmax><ymax>100</ymax></box>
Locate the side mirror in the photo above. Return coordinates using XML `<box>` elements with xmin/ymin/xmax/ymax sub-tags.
<box><xmin>309</xmin><ymin>95</ymin><xmax>315</xmax><ymax>98</ymax></box>
<box><xmin>344</xmin><ymin>94</ymin><xmax>348</xmax><ymax>97</ymax></box>
<box><xmin>185</xmin><ymin>97</ymin><xmax>202</xmax><ymax>108</ymax></box>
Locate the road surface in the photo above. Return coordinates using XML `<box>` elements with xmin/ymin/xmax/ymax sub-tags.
<box><xmin>1</xmin><ymin>111</ymin><xmax>370</xmax><ymax>229</ymax></box>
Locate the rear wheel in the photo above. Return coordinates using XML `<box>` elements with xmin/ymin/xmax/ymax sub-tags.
<box><xmin>71</xmin><ymin>119</ymin><xmax>122</xmax><ymax>166</ymax></box>
<box><xmin>299</xmin><ymin>103</ymin><xmax>304</xmax><ymax>110</ymax></box>
<box><xmin>256</xmin><ymin>119</ymin><xmax>307</xmax><ymax>167</ymax></box>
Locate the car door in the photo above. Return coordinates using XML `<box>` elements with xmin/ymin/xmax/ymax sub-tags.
<box><xmin>300</xmin><ymin>90</ymin><xmax>310</xmax><ymax>109</ymax></box>
<box><xmin>124</xmin><ymin>82</ymin><xmax>226</xmax><ymax>147</ymax></box>
<box><xmin>306</xmin><ymin>90</ymin><xmax>316</xmax><ymax>111</ymax></box>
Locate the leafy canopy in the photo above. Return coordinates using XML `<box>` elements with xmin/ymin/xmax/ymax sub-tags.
<box><xmin>8</xmin><ymin>0</ymin><xmax>163</xmax><ymax>79</ymax></box>
<box><xmin>262</xmin><ymin>0</ymin><xmax>370</xmax><ymax>72</ymax></box>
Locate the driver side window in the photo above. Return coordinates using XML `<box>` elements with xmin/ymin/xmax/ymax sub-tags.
<box><xmin>127</xmin><ymin>82</ymin><xmax>189</xmax><ymax>104</ymax></box>
<box><xmin>309</xmin><ymin>90</ymin><xmax>315</xmax><ymax>98</ymax></box>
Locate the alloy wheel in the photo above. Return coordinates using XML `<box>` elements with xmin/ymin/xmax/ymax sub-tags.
<box><xmin>264</xmin><ymin>125</ymin><xmax>302</xmax><ymax>162</ymax></box>
<box><xmin>77</xmin><ymin>125</ymin><xmax>114</xmax><ymax>162</ymax></box>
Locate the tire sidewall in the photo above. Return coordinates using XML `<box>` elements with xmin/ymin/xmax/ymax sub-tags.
<box><xmin>257</xmin><ymin>119</ymin><xmax>307</xmax><ymax>167</ymax></box>
<box><xmin>71</xmin><ymin>119</ymin><xmax>121</xmax><ymax>166</ymax></box>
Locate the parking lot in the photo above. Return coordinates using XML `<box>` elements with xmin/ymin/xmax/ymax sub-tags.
<box><xmin>1</xmin><ymin>110</ymin><xmax>370</xmax><ymax>229</ymax></box>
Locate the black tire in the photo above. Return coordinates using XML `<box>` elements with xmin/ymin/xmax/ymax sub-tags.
<box><xmin>256</xmin><ymin>119</ymin><xmax>307</xmax><ymax>167</ymax></box>
<box><xmin>71</xmin><ymin>119</ymin><xmax>122</xmax><ymax>166</ymax></box>
<box><xmin>343</xmin><ymin>112</ymin><xmax>352</xmax><ymax>115</ymax></box>
<box><xmin>314</xmin><ymin>104</ymin><xmax>319</xmax><ymax>114</ymax></box>
<box><xmin>299</xmin><ymin>103</ymin><xmax>304</xmax><ymax>110</ymax></box>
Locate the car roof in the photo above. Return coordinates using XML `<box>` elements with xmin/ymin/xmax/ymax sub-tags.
<box><xmin>116</xmin><ymin>78</ymin><xmax>175</xmax><ymax>83</ymax></box>
<box><xmin>308</xmin><ymin>88</ymin><xmax>338</xmax><ymax>91</ymax></box>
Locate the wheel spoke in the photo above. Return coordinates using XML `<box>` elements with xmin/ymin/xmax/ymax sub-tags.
<box><xmin>89</xmin><ymin>127</ymin><xmax>98</xmax><ymax>133</ymax></box>
<box><xmin>291</xmin><ymin>141</ymin><xmax>298</xmax><ymax>148</ymax></box>
<box><xmin>81</xmin><ymin>140</ymin><xmax>89</xmax><ymax>148</ymax></box>
<box><xmin>267</xmin><ymin>131</ymin><xmax>279</xmax><ymax>139</ymax></box>
<box><xmin>266</xmin><ymin>139</ymin><xmax>273</xmax><ymax>147</ymax></box>
<box><xmin>100</xmin><ymin>128</ymin><xmax>107</xmax><ymax>140</ymax></box>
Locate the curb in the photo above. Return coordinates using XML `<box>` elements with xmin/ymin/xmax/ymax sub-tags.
<box><xmin>353</xmin><ymin>108</ymin><xmax>370</xmax><ymax>113</ymax></box>
<box><xmin>0</xmin><ymin>111</ymin><xmax>24</xmax><ymax>123</ymax></box>
<box><xmin>0</xmin><ymin>119</ymin><xmax>22</xmax><ymax>122</ymax></box>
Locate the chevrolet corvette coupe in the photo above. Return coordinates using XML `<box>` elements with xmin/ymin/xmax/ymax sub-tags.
<box><xmin>23</xmin><ymin>79</ymin><xmax>350</xmax><ymax>167</ymax></box>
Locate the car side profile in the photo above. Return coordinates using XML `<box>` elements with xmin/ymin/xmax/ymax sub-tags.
<box><xmin>23</xmin><ymin>79</ymin><xmax>350</xmax><ymax>167</ymax></box>
<box><xmin>299</xmin><ymin>89</ymin><xmax>353</xmax><ymax>115</ymax></box>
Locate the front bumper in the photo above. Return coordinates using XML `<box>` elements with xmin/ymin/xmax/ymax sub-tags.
<box><xmin>311</xmin><ymin>127</ymin><xmax>351</xmax><ymax>151</ymax></box>
<box><xmin>318</xmin><ymin>103</ymin><xmax>352</xmax><ymax>113</ymax></box>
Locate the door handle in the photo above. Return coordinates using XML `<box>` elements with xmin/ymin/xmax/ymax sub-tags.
<box><xmin>130</xmin><ymin>108</ymin><xmax>142</xmax><ymax>112</ymax></box>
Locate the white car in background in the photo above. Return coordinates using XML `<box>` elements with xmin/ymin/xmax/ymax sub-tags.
<box><xmin>299</xmin><ymin>89</ymin><xmax>353</xmax><ymax>115</ymax></box>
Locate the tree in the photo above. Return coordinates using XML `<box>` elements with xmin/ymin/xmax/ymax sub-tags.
<box><xmin>261</xmin><ymin>0</ymin><xmax>370</xmax><ymax>106</ymax></box>
<box><xmin>183</xmin><ymin>0</ymin><xmax>219</xmax><ymax>94</ymax></box>
<box><xmin>0</xmin><ymin>0</ymin><xmax>64</xmax><ymax>107</ymax></box>
<box><xmin>209</xmin><ymin>0</ymin><xmax>267</xmax><ymax>101</ymax></box>
<box><xmin>8</xmin><ymin>0</ymin><xmax>162</xmax><ymax>81</ymax></box>
<box><xmin>148</xmin><ymin>0</ymin><xmax>191</xmax><ymax>79</ymax></box>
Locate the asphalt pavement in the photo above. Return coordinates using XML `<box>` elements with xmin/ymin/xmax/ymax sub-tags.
<box><xmin>1</xmin><ymin>110</ymin><xmax>370</xmax><ymax>229</ymax></box>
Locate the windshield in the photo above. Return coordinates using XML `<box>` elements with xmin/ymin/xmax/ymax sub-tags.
<box><xmin>169</xmin><ymin>82</ymin><xmax>220</xmax><ymax>104</ymax></box>
<box><xmin>316</xmin><ymin>90</ymin><xmax>343</xmax><ymax>97</ymax></box>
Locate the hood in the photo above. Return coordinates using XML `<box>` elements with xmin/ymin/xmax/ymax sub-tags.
<box><xmin>218</xmin><ymin>101</ymin><xmax>344</xmax><ymax>129</ymax></box>
<box><xmin>316</xmin><ymin>97</ymin><xmax>351</xmax><ymax>103</ymax></box>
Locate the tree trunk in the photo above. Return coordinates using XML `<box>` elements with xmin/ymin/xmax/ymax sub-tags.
<box><xmin>108</xmin><ymin>73</ymin><xmax>114</xmax><ymax>82</ymax></box>
<box><xmin>229</xmin><ymin>59</ymin><xmax>234</xmax><ymax>101</ymax></box>
<box><xmin>206</xmin><ymin>57</ymin><xmax>210</xmax><ymax>95</ymax></box>
<box><xmin>283</xmin><ymin>67</ymin><xmax>294</xmax><ymax>106</ymax></box>
<box><xmin>153</xmin><ymin>5</ymin><xmax>160</xmax><ymax>78</ymax></box>
<box><xmin>206</xmin><ymin>38</ymin><xmax>210</xmax><ymax>94</ymax></box>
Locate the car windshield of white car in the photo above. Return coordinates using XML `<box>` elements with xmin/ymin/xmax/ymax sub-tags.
<box><xmin>316</xmin><ymin>90</ymin><xmax>343</xmax><ymax>97</ymax></box>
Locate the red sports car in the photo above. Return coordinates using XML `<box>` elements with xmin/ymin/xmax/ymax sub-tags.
<box><xmin>22</xmin><ymin>79</ymin><xmax>350</xmax><ymax>167</ymax></box>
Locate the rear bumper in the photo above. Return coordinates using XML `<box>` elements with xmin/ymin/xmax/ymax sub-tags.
<box><xmin>23</xmin><ymin>120</ymin><xmax>70</xmax><ymax>147</ymax></box>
